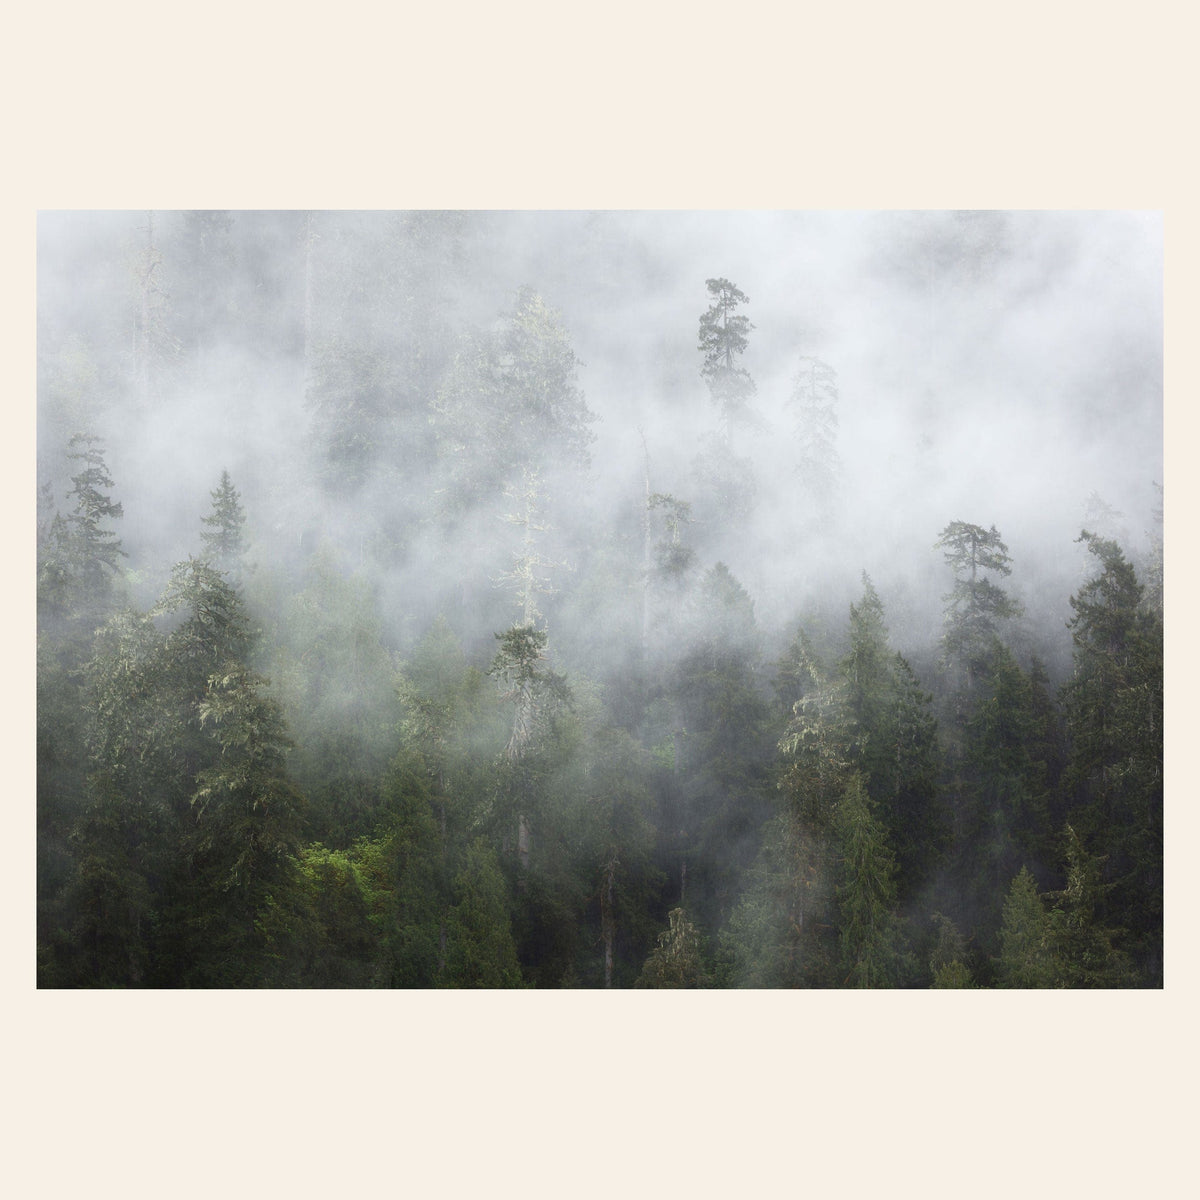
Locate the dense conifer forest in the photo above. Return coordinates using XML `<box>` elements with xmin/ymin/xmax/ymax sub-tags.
<box><xmin>36</xmin><ymin>210</ymin><xmax>1163</xmax><ymax>987</ymax></box>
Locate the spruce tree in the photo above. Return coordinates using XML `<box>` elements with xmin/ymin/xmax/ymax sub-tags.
<box><xmin>200</xmin><ymin>469</ymin><xmax>246</xmax><ymax>569</ymax></box>
<box><xmin>835</xmin><ymin>773</ymin><xmax>911</xmax><ymax>987</ymax></box>
<box><xmin>1062</xmin><ymin>533</ymin><xmax>1162</xmax><ymax>983</ymax></box>
<box><xmin>38</xmin><ymin>433</ymin><xmax>126</xmax><ymax>625</ymax></box>
<box><xmin>996</xmin><ymin>866</ymin><xmax>1058</xmax><ymax>988</ymax></box>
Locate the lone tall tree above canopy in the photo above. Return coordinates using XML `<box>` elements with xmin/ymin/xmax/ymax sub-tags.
<box><xmin>200</xmin><ymin>469</ymin><xmax>246</xmax><ymax>571</ymax></box>
<box><xmin>698</xmin><ymin>278</ymin><xmax>756</xmax><ymax>442</ymax></box>
<box><xmin>935</xmin><ymin>520</ymin><xmax>1022</xmax><ymax>692</ymax></box>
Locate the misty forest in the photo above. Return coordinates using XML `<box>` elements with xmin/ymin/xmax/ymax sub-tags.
<box><xmin>36</xmin><ymin>210</ymin><xmax>1163</xmax><ymax>988</ymax></box>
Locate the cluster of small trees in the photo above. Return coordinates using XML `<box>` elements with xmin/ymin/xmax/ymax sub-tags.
<box><xmin>36</xmin><ymin>218</ymin><xmax>1162</xmax><ymax>987</ymax></box>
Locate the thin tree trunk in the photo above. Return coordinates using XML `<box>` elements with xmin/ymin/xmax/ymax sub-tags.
<box><xmin>640</xmin><ymin>428</ymin><xmax>651</xmax><ymax>664</ymax></box>
<box><xmin>302</xmin><ymin>211</ymin><xmax>315</xmax><ymax>398</ymax></box>
<box><xmin>136</xmin><ymin>211</ymin><xmax>158</xmax><ymax>409</ymax></box>
<box><xmin>517</xmin><ymin>814</ymin><xmax>532</xmax><ymax>872</ymax></box>
<box><xmin>601</xmin><ymin>854</ymin><xmax>617</xmax><ymax>988</ymax></box>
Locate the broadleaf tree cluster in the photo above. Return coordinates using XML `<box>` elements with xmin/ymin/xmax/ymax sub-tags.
<box><xmin>37</xmin><ymin>211</ymin><xmax>1162</xmax><ymax>987</ymax></box>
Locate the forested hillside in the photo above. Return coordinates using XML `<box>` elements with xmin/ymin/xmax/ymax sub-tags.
<box><xmin>36</xmin><ymin>210</ymin><xmax>1163</xmax><ymax>987</ymax></box>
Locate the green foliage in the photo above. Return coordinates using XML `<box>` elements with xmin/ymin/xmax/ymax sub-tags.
<box><xmin>636</xmin><ymin>908</ymin><xmax>709</xmax><ymax>988</ymax></box>
<box><xmin>56</xmin><ymin>781</ymin><xmax>156</xmax><ymax>987</ymax></box>
<box><xmin>63</xmin><ymin>433</ymin><xmax>125</xmax><ymax>578</ymax></box>
<box><xmin>443</xmin><ymin>839</ymin><xmax>523</xmax><ymax>987</ymax></box>
<box><xmin>959</xmin><ymin>644</ymin><xmax>1057</xmax><ymax>899</ymax></box>
<box><xmin>153</xmin><ymin>557</ymin><xmax>253</xmax><ymax>675</ymax></box>
<box><xmin>935</xmin><ymin>520</ymin><xmax>1022</xmax><ymax>692</ymax></box>
<box><xmin>931</xmin><ymin>961</ymin><xmax>973</xmax><ymax>988</ymax></box>
<box><xmin>200</xmin><ymin>469</ymin><xmax>246</xmax><ymax>568</ymax></box>
<box><xmin>266</xmin><ymin>547</ymin><xmax>401</xmax><ymax>842</ymax></box>
<box><xmin>36</xmin><ymin>219</ymin><xmax>1161</xmax><ymax>990</ymax></box>
<box><xmin>834</xmin><ymin>774</ymin><xmax>912</xmax><ymax>987</ymax></box>
<box><xmin>1043</xmin><ymin>827</ymin><xmax>1136</xmax><ymax>988</ymax></box>
<box><xmin>38</xmin><ymin>434</ymin><xmax>126</xmax><ymax>626</ymax></box>
<box><xmin>576</xmin><ymin>726</ymin><xmax>664</xmax><ymax>986</ymax></box>
<box><xmin>490</xmin><ymin>622</ymin><xmax>573</xmax><ymax>762</ymax></box>
<box><xmin>780</xmin><ymin>581</ymin><xmax>945</xmax><ymax>903</ymax></box>
<box><xmin>995</xmin><ymin>867</ymin><xmax>1058</xmax><ymax>988</ymax></box>
<box><xmin>720</xmin><ymin>811</ymin><xmax>836</xmax><ymax>988</ymax></box>
<box><xmin>291</xmin><ymin>844</ymin><xmax>377</xmax><ymax>986</ymax></box>
<box><xmin>698</xmin><ymin>277</ymin><xmax>756</xmax><ymax>436</ymax></box>
<box><xmin>927</xmin><ymin>912</ymin><xmax>972</xmax><ymax>986</ymax></box>
<box><xmin>647</xmin><ymin>492</ymin><xmax>697</xmax><ymax>584</ymax></box>
<box><xmin>397</xmin><ymin>616</ymin><xmax>500</xmax><ymax>831</ymax></box>
<box><xmin>1061</xmin><ymin>533</ymin><xmax>1162</xmax><ymax>982</ymax></box>
<box><xmin>671</xmin><ymin>563</ymin><xmax>774</xmax><ymax>930</ymax></box>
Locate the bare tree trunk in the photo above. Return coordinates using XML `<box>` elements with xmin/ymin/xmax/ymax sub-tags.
<box><xmin>517</xmin><ymin>814</ymin><xmax>532</xmax><ymax>872</ymax></box>
<box><xmin>302</xmin><ymin>211</ymin><xmax>315</xmax><ymax>398</ymax></box>
<box><xmin>601</xmin><ymin>854</ymin><xmax>618</xmax><ymax>988</ymax></box>
<box><xmin>135</xmin><ymin>211</ymin><xmax>159</xmax><ymax>409</ymax></box>
<box><xmin>640</xmin><ymin>428</ymin><xmax>652</xmax><ymax>663</ymax></box>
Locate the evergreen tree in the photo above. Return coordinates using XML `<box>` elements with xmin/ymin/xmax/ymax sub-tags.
<box><xmin>733</xmin><ymin>640</ymin><xmax>854</xmax><ymax>988</ymax></box>
<box><xmin>371</xmin><ymin>760</ymin><xmax>450</xmax><ymax>987</ymax></box>
<box><xmin>879</xmin><ymin>652</ymin><xmax>946</xmax><ymax>897</ymax></box>
<box><xmin>1061</xmin><ymin>533</ymin><xmax>1162</xmax><ymax>983</ymax></box>
<box><xmin>834</xmin><ymin>773</ymin><xmax>912</xmax><ymax>987</ymax></box>
<box><xmin>995</xmin><ymin>866</ymin><xmax>1058</xmax><ymax>988</ymax></box>
<box><xmin>927</xmin><ymin>912</ymin><xmax>974</xmax><ymax>987</ymax></box>
<box><xmin>287</xmin><ymin>844</ymin><xmax>376</xmax><ymax>987</ymax></box>
<box><xmin>836</xmin><ymin>576</ymin><xmax>945</xmax><ymax>899</ymax></box>
<box><xmin>68</xmin><ymin>436</ymin><xmax>125</xmax><ymax>585</ymax></box>
<box><xmin>720</xmin><ymin>808</ymin><xmax>836</xmax><ymax>988</ymax></box>
<box><xmin>38</xmin><ymin>433</ymin><xmax>126</xmax><ymax>625</ymax></box>
<box><xmin>1141</xmin><ymin>482</ymin><xmax>1163</xmax><ymax>620</ymax></box>
<box><xmin>671</xmin><ymin>563</ymin><xmax>773</xmax><ymax>930</ymax></box>
<box><xmin>432</xmin><ymin>286</ymin><xmax>595</xmax><ymax>517</ymax></box>
<box><xmin>647</xmin><ymin>492</ymin><xmax>698</xmax><ymax>585</ymax></box>
<box><xmin>498</xmin><ymin>467</ymin><xmax>560</xmax><ymax>627</ymax></box>
<box><xmin>199</xmin><ymin>469</ymin><xmax>246</xmax><ymax>570</ymax></box>
<box><xmin>443</xmin><ymin>838</ymin><xmax>523</xmax><ymax>987</ymax></box>
<box><xmin>636</xmin><ymin>908</ymin><xmax>709</xmax><ymax>988</ymax></box>
<box><xmin>488</xmin><ymin>622</ymin><xmax>573</xmax><ymax>899</ymax></box>
<box><xmin>698</xmin><ymin>277</ymin><xmax>756</xmax><ymax>440</ymax></box>
<box><xmin>577</xmin><ymin>727</ymin><xmax>663</xmax><ymax>987</ymax></box>
<box><xmin>1044</xmin><ymin>826</ymin><xmax>1136</xmax><ymax>987</ymax></box>
<box><xmin>268</xmin><ymin>546</ymin><xmax>401</xmax><ymax>843</ymax></box>
<box><xmin>185</xmin><ymin>662</ymin><xmax>307</xmax><ymax>984</ymax></box>
<box><xmin>397</xmin><ymin>615</ymin><xmax>499</xmax><ymax>842</ymax></box>
<box><xmin>935</xmin><ymin>520</ymin><xmax>1022</xmax><ymax>695</ymax></box>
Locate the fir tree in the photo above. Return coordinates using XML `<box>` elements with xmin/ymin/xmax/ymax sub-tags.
<box><xmin>200</xmin><ymin>469</ymin><xmax>246</xmax><ymax>570</ymax></box>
